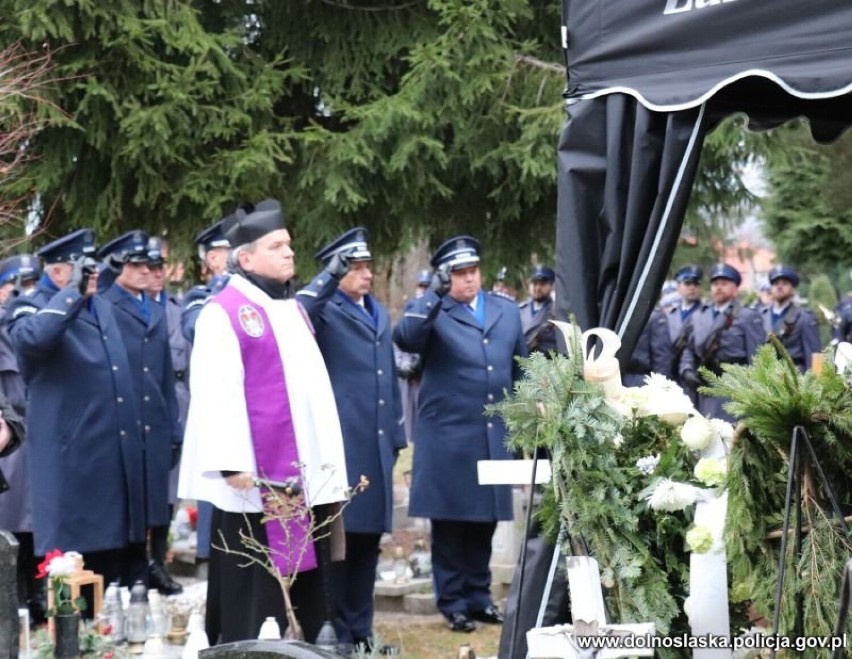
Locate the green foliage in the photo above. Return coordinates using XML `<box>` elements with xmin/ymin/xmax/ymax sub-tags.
<box><xmin>706</xmin><ymin>343</ymin><xmax>852</xmax><ymax>639</ymax></box>
<box><xmin>0</xmin><ymin>0</ymin><xmax>771</xmax><ymax>282</ymax></box>
<box><xmin>761</xmin><ymin>124</ymin><xmax>852</xmax><ymax>286</ymax></box>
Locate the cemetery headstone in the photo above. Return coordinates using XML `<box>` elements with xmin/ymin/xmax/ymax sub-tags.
<box><xmin>0</xmin><ymin>530</ymin><xmax>20</xmax><ymax>658</ymax></box>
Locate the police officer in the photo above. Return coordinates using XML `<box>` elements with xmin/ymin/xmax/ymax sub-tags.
<box><xmin>146</xmin><ymin>237</ymin><xmax>191</xmax><ymax>594</ymax></box>
<box><xmin>6</xmin><ymin>229</ymin><xmax>148</xmax><ymax>586</ymax></box>
<box><xmin>518</xmin><ymin>265</ymin><xmax>557</xmax><ymax>355</ymax></box>
<box><xmin>0</xmin><ymin>254</ymin><xmax>41</xmax><ymax>620</ymax></box>
<box><xmin>297</xmin><ymin>228</ymin><xmax>406</xmax><ymax>653</ymax></box>
<box><xmin>762</xmin><ymin>265</ymin><xmax>821</xmax><ymax>372</ymax></box>
<box><xmin>395</xmin><ymin>269</ymin><xmax>432</xmax><ymax>443</ymax></box>
<box><xmin>679</xmin><ymin>263</ymin><xmax>766</xmax><ymax>421</ymax></box>
<box><xmin>623</xmin><ymin>306</ymin><xmax>674</xmax><ymax>386</ymax></box>
<box><xmin>394</xmin><ymin>235</ymin><xmax>527</xmax><ymax>633</ymax></box>
<box><xmin>98</xmin><ymin>230</ymin><xmax>183</xmax><ymax>594</ymax></box>
<box><xmin>0</xmin><ymin>255</ymin><xmax>39</xmax><ymax>304</ymax></box>
<box><xmin>666</xmin><ymin>265</ymin><xmax>703</xmax><ymax>402</ymax></box>
<box><xmin>181</xmin><ymin>216</ymin><xmax>233</xmax><ymax>343</ymax></box>
<box><xmin>491</xmin><ymin>266</ymin><xmax>515</xmax><ymax>301</ymax></box>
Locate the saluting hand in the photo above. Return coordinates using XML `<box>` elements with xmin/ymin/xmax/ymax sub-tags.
<box><xmin>429</xmin><ymin>264</ymin><xmax>451</xmax><ymax>297</ymax></box>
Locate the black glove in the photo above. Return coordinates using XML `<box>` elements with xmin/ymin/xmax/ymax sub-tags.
<box><xmin>325</xmin><ymin>246</ymin><xmax>358</xmax><ymax>281</ymax></box>
<box><xmin>429</xmin><ymin>265</ymin><xmax>451</xmax><ymax>297</ymax></box>
<box><xmin>170</xmin><ymin>443</ymin><xmax>182</xmax><ymax>469</ymax></box>
<box><xmin>70</xmin><ymin>256</ymin><xmax>98</xmax><ymax>296</ymax></box>
<box><xmin>682</xmin><ymin>369</ymin><xmax>704</xmax><ymax>389</ymax></box>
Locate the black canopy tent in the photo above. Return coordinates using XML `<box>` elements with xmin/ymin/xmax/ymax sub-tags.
<box><xmin>502</xmin><ymin>3</ymin><xmax>852</xmax><ymax>657</ymax></box>
<box><xmin>556</xmin><ymin>0</ymin><xmax>852</xmax><ymax>363</ymax></box>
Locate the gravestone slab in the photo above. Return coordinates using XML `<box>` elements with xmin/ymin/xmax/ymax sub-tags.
<box><xmin>200</xmin><ymin>639</ymin><xmax>345</xmax><ymax>659</ymax></box>
<box><xmin>0</xmin><ymin>530</ymin><xmax>19</xmax><ymax>658</ymax></box>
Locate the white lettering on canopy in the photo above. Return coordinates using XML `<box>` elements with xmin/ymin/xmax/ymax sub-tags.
<box><xmin>664</xmin><ymin>0</ymin><xmax>738</xmax><ymax>16</ymax></box>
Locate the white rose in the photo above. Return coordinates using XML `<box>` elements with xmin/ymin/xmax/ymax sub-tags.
<box><xmin>681</xmin><ymin>416</ymin><xmax>715</xmax><ymax>451</ymax></box>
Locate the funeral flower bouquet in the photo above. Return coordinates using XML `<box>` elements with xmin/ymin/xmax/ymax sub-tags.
<box><xmin>489</xmin><ymin>325</ymin><xmax>745</xmax><ymax>655</ymax></box>
<box><xmin>36</xmin><ymin>549</ymin><xmax>86</xmax><ymax>616</ymax></box>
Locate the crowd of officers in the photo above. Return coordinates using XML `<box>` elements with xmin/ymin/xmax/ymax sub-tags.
<box><xmin>0</xmin><ymin>205</ymin><xmax>842</xmax><ymax>651</ymax></box>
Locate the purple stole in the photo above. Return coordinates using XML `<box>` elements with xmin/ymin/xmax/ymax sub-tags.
<box><xmin>215</xmin><ymin>285</ymin><xmax>317</xmax><ymax>575</ymax></box>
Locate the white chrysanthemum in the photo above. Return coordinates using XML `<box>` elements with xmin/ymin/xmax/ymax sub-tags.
<box><xmin>694</xmin><ymin>457</ymin><xmax>727</xmax><ymax>487</ymax></box>
<box><xmin>646</xmin><ymin>478</ymin><xmax>700</xmax><ymax>512</ymax></box>
<box><xmin>635</xmin><ymin>454</ymin><xmax>660</xmax><ymax>476</ymax></box>
<box><xmin>612</xmin><ymin>433</ymin><xmax>624</xmax><ymax>448</ymax></box>
<box><xmin>620</xmin><ymin>387</ymin><xmax>650</xmax><ymax>412</ymax></box>
<box><xmin>681</xmin><ymin>415</ymin><xmax>716</xmax><ymax>451</ymax></box>
<box><xmin>643</xmin><ymin>373</ymin><xmax>681</xmax><ymax>393</ymax></box>
<box><xmin>47</xmin><ymin>555</ymin><xmax>77</xmax><ymax>578</ymax></box>
<box><xmin>685</xmin><ymin>525</ymin><xmax>715</xmax><ymax>553</ymax></box>
<box><xmin>639</xmin><ymin>378</ymin><xmax>696</xmax><ymax>425</ymax></box>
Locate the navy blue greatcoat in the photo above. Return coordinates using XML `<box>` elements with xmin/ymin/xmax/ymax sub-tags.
<box><xmin>679</xmin><ymin>300</ymin><xmax>766</xmax><ymax>421</ymax></box>
<box><xmin>393</xmin><ymin>290</ymin><xmax>527</xmax><ymax>522</ymax></box>
<box><xmin>6</xmin><ymin>281</ymin><xmax>146</xmax><ymax>555</ymax></box>
<box><xmin>0</xmin><ymin>307</ymin><xmax>30</xmax><ymax>532</ymax></box>
<box><xmin>297</xmin><ymin>274</ymin><xmax>405</xmax><ymax>534</ymax></box>
<box><xmin>761</xmin><ymin>304</ymin><xmax>822</xmax><ymax>373</ymax></box>
<box><xmin>103</xmin><ymin>284</ymin><xmax>181</xmax><ymax>528</ymax></box>
<box><xmin>623</xmin><ymin>308</ymin><xmax>674</xmax><ymax>386</ymax></box>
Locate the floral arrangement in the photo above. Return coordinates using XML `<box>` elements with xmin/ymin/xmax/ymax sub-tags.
<box><xmin>36</xmin><ymin>549</ymin><xmax>86</xmax><ymax>616</ymax></box>
<box><xmin>490</xmin><ymin>326</ymin><xmax>753</xmax><ymax>656</ymax></box>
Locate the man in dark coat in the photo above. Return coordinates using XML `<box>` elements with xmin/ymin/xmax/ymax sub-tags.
<box><xmin>179</xmin><ymin>216</ymin><xmax>234</xmax><ymax>562</ymax></box>
<box><xmin>146</xmin><ymin>237</ymin><xmax>190</xmax><ymax>595</ymax></box>
<box><xmin>297</xmin><ymin>227</ymin><xmax>406</xmax><ymax>652</ymax></box>
<box><xmin>623</xmin><ymin>307</ymin><xmax>674</xmax><ymax>386</ymax></box>
<box><xmin>98</xmin><ymin>230</ymin><xmax>182</xmax><ymax>594</ymax></box>
<box><xmin>679</xmin><ymin>263</ymin><xmax>766</xmax><ymax>421</ymax></box>
<box><xmin>0</xmin><ymin>255</ymin><xmax>39</xmax><ymax>615</ymax></box>
<box><xmin>393</xmin><ymin>235</ymin><xmax>527</xmax><ymax>632</ymax></box>
<box><xmin>761</xmin><ymin>265</ymin><xmax>822</xmax><ymax>372</ymax></box>
<box><xmin>666</xmin><ymin>265</ymin><xmax>704</xmax><ymax>403</ymax></box>
<box><xmin>6</xmin><ymin>229</ymin><xmax>147</xmax><ymax>586</ymax></box>
<box><xmin>518</xmin><ymin>265</ymin><xmax>558</xmax><ymax>355</ymax></box>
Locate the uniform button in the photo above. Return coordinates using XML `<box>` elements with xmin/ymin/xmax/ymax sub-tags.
<box><xmin>143</xmin><ymin>338</ymin><xmax>149</xmax><ymax>343</ymax></box>
<box><xmin>487</xmin><ymin>422</ymin><xmax>494</xmax><ymax>429</ymax></box>
<box><xmin>102</xmin><ymin>335</ymin><xmax>108</xmax><ymax>340</ymax></box>
<box><xmin>120</xmin><ymin>430</ymin><xmax>126</xmax><ymax>437</ymax></box>
<box><xmin>378</xmin><ymin>399</ymin><xmax>385</xmax><ymax>406</ymax></box>
<box><xmin>378</xmin><ymin>429</ymin><xmax>384</xmax><ymax>436</ymax></box>
<box><xmin>65</xmin><ymin>297</ymin><xmax>73</xmax><ymax>305</ymax></box>
<box><xmin>116</xmin><ymin>397</ymin><xmax>124</xmax><ymax>403</ymax></box>
<box><xmin>143</xmin><ymin>395</ymin><xmax>150</xmax><ymax>402</ymax></box>
<box><xmin>144</xmin><ymin>425</ymin><xmax>151</xmax><ymax>432</ymax></box>
<box><xmin>112</xmin><ymin>365</ymin><xmax>118</xmax><ymax>371</ymax></box>
<box><xmin>487</xmin><ymin>393</ymin><xmax>494</xmax><ymax>401</ymax></box>
<box><xmin>376</xmin><ymin>341</ymin><xmax>381</xmax><ymax>347</ymax></box>
<box><xmin>426</xmin><ymin>302</ymin><xmax>432</xmax><ymax>308</ymax></box>
<box><xmin>483</xmin><ymin>338</ymin><xmax>489</xmax><ymax>344</ymax></box>
<box><xmin>377</xmin><ymin>369</ymin><xmax>383</xmax><ymax>376</ymax></box>
<box><xmin>143</xmin><ymin>366</ymin><xmax>149</xmax><ymax>373</ymax></box>
<box><xmin>487</xmin><ymin>365</ymin><xmax>494</xmax><ymax>371</ymax></box>
<box><xmin>318</xmin><ymin>279</ymin><xmax>324</xmax><ymax>286</ymax></box>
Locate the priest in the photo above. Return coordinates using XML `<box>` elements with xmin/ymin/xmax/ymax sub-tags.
<box><xmin>178</xmin><ymin>200</ymin><xmax>349</xmax><ymax>644</ymax></box>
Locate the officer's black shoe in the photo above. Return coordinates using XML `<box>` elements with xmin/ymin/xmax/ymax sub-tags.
<box><xmin>470</xmin><ymin>605</ymin><xmax>504</xmax><ymax>625</ymax></box>
<box><xmin>148</xmin><ymin>561</ymin><xmax>183</xmax><ymax>595</ymax></box>
<box><xmin>446</xmin><ymin>612</ymin><xmax>476</xmax><ymax>633</ymax></box>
